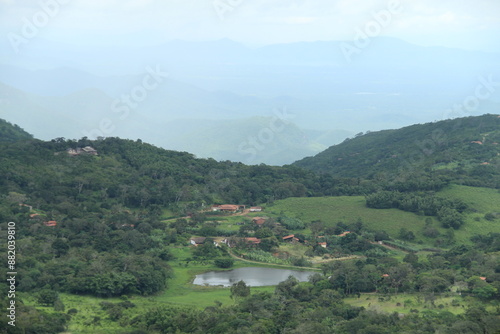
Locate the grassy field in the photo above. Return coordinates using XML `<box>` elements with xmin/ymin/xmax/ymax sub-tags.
<box><xmin>268</xmin><ymin>196</ymin><xmax>431</xmax><ymax>239</ymax></box>
<box><xmin>437</xmin><ymin>185</ymin><xmax>500</xmax><ymax>244</ymax></box>
<box><xmin>268</xmin><ymin>185</ymin><xmax>500</xmax><ymax>245</ymax></box>
<box><xmin>344</xmin><ymin>293</ymin><xmax>475</xmax><ymax>315</ymax></box>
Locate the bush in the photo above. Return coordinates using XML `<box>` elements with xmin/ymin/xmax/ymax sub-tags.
<box><xmin>484</xmin><ymin>213</ymin><xmax>497</xmax><ymax>221</ymax></box>
<box><xmin>67</xmin><ymin>308</ymin><xmax>78</xmax><ymax>315</ymax></box>
<box><xmin>37</xmin><ymin>289</ymin><xmax>59</xmax><ymax>306</ymax></box>
<box><xmin>291</xmin><ymin>257</ymin><xmax>312</xmax><ymax>267</ymax></box>
<box><xmin>214</xmin><ymin>258</ymin><xmax>234</xmax><ymax>268</ymax></box>
<box><xmin>279</xmin><ymin>217</ymin><xmax>305</xmax><ymax>230</ymax></box>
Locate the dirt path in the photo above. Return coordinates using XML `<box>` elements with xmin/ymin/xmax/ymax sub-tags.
<box><xmin>370</xmin><ymin>241</ymin><xmax>409</xmax><ymax>253</ymax></box>
<box><xmin>227</xmin><ymin>250</ymin><xmax>358</xmax><ymax>271</ymax></box>
<box><xmin>227</xmin><ymin>250</ymin><xmax>320</xmax><ymax>270</ymax></box>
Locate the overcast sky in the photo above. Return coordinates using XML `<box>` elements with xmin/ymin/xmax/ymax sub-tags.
<box><xmin>1</xmin><ymin>0</ymin><xmax>500</xmax><ymax>51</ymax></box>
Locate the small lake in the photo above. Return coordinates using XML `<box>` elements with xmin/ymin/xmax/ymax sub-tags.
<box><xmin>193</xmin><ymin>267</ymin><xmax>317</xmax><ymax>287</ymax></box>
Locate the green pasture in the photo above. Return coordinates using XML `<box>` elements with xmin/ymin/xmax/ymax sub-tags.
<box><xmin>344</xmin><ymin>293</ymin><xmax>496</xmax><ymax>315</ymax></box>
<box><xmin>268</xmin><ymin>185</ymin><xmax>500</xmax><ymax>245</ymax></box>
<box><xmin>268</xmin><ymin>196</ymin><xmax>430</xmax><ymax>238</ymax></box>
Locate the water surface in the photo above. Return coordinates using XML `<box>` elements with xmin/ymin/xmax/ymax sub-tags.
<box><xmin>193</xmin><ymin>267</ymin><xmax>316</xmax><ymax>287</ymax></box>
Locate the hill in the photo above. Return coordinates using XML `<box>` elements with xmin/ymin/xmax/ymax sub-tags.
<box><xmin>1</xmin><ymin>118</ymin><xmax>499</xmax><ymax>333</ymax></box>
<box><xmin>162</xmin><ymin>117</ymin><xmax>326</xmax><ymax>165</ymax></box>
<box><xmin>0</xmin><ymin>119</ymin><xmax>33</xmax><ymax>142</ymax></box>
<box><xmin>0</xmin><ymin>81</ymin><xmax>342</xmax><ymax>165</ymax></box>
<box><xmin>294</xmin><ymin>114</ymin><xmax>500</xmax><ymax>188</ymax></box>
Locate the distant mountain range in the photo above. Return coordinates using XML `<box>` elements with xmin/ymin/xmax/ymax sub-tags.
<box><xmin>1</xmin><ymin>37</ymin><xmax>499</xmax><ymax>164</ymax></box>
<box><xmin>0</xmin><ymin>82</ymin><xmax>353</xmax><ymax>165</ymax></box>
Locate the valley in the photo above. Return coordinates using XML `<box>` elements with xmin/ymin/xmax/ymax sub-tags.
<box><xmin>0</xmin><ymin>116</ymin><xmax>499</xmax><ymax>333</ymax></box>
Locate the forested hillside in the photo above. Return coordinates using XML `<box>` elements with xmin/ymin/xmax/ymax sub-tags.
<box><xmin>294</xmin><ymin>114</ymin><xmax>500</xmax><ymax>188</ymax></box>
<box><xmin>0</xmin><ymin>119</ymin><xmax>33</xmax><ymax>143</ymax></box>
<box><xmin>0</xmin><ymin>119</ymin><xmax>499</xmax><ymax>333</ymax></box>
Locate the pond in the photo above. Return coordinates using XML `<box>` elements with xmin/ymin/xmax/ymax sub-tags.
<box><xmin>193</xmin><ymin>267</ymin><xmax>317</xmax><ymax>287</ymax></box>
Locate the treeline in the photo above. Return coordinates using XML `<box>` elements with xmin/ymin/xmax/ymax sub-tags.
<box><xmin>366</xmin><ymin>191</ymin><xmax>468</xmax><ymax>229</ymax></box>
<box><xmin>0</xmin><ymin>137</ymin><xmax>366</xmax><ymax>215</ymax></box>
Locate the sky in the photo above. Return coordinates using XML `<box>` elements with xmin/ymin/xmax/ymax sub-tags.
<box><xmin>1</xmin><ymin>0</ymin><xmax>500</xmax><ymax>51</ymax></box>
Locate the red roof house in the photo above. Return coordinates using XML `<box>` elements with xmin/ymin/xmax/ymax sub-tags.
<box><xmin>245</xmin><ymin>237</ymin><xmax>261</xmax><ymax>245</ymax></box>
<box><xmin>252</xmin><ymin>217</ymin><xmax>267</xmax><ymax>226</ymax></box>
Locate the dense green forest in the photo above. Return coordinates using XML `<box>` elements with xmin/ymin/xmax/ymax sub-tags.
<box><xmin>294</xmin><ymin>114</ymin><xmax>500</xmax><ymax>188</ymax></box>
<box><xmin>0</xmin><ymin>117</ymin><xmax>499</xmax><ymax>333</ymax></box>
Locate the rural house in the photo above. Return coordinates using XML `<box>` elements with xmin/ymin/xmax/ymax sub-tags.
<box><xmin>190</xmin><ymin>237</ymin><xmax>207</xmax><ymax>246</ymax></box>
<box><xmin>252</xmin><ymin>217</ymin><xmax>267</xmax><ymax>226</ymax></box>
<box><xmin>212</xmin><ymin>204</ymin><xmax>245</xmax><ymax>213</ymax></box>
<box><xmin>67</xmin><ymin>146</ymin><xmax>98</xmax><ymax>156</ymax></box>
<box><xmin>283</xmin><ymin>234</ymin><xmax>299</xmax><ymax>242</ymax></box>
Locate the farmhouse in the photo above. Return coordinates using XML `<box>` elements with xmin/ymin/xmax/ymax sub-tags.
<box><xmin>249</xmin><ymin>206</ymin><xmax>263</xmax><ymax>212</ymax></box>
<box><xmin>245</xmin><ymin>237</ymin><xmax>261</xmax><ymax>245</ymax></box>
<box><xmin>222</xmin><ymin>237</ymin><xmax>261</xmax><ymax>247</ymax></box>
<box><xmin>190</xmin><ymin>237</ymin><xmax>219</xmax><ymax>247</ymax></box>
<box><xmin>212</xmin><ymin>204</ymin><xmax>245</xmax><ymax>213</ymax></box>
<box><xmin>190</xmin><ymin>237</ymin><xmax>207</xmax><ymax>246</ymax></box>
<box><xmin>318</xmin><ymin>242</ymin><xmax>327</xmax><ymax>248</ymax></box>
<box><xmin>252</xmin><ymin>217</ymin><xmax>267</xmax><ymax>226</ymax></box>
<box><xmin>44</xmin><ymin>221</ymin><xmax>57</xmax><ymax>227</ymax></box>
<box><xmin>67</xmin><ymin>146</ymin><xmax>98</xmax><ymax>156</ymax></box>
<box><xmin>283</xmin><ymin>234</ymin><xmax>299</xmax><ymax>242</ymax></box>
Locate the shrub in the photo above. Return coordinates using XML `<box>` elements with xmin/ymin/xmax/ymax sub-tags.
<box><xmin>484</xmin><ymin>213</ymin><xmax>497</xmax><ymax>221</ymax></box>
<box><xmin>214</xmin><ymin>258</ymin><xmax>234</xmax><ymax>268</ymax></box>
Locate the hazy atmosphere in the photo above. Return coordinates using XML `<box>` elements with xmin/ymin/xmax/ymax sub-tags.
<box><xmin>2</xmin><ymin>2</ymin><xmax>500</xmax><ymax>333</ymax></box>
<box><xmin>1</xmin><ymin>0</ymin><xmax>499</xmax><ymax>164</ymax></box>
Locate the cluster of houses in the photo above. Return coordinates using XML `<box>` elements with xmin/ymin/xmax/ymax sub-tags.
<box><xmin>189</xmin><ymin>231</ymin><xmax>352</xmax><ymax>249</ymax></box>
<box><xmin>191</xmin><ymin>204</ymin><xmax>355</xmax><ymax>253</ymax></box>
<box><xmin>22</xmin><ymin>204</ymin><xmax>57</xmax><ymax>227</ymax></box>
<box><xmin>29</xmin><ymin>214</ymin><xmax>57</xmax><ymax>226</ymax></box>
<box><xmin>67</xmin><ymin>146</ymin><xmax>98</xmax><ymax>156</ymax></box>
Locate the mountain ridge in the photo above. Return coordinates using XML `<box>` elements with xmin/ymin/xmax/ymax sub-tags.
<box><xmin>293</xmin><ymin>114</ymin><xmax>500</xmax><ymax>188</ymax></box>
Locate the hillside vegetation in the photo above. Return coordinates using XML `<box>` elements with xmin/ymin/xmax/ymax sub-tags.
<box><xmin>0</xmin><ymin>118</ymin><xmax>33</xmax><ymax>142</ymax></box>
<box><xmin>294</xmin><ymin>114</ymin><xmax>500</xmax><ymax>188</ymax></box>
<box><xmin>1</xmin><ymin>118</ymin><xmax>499</xmax><ymax>333</ymax></box>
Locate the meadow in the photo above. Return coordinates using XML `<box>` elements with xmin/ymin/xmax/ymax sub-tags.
<box><xmin>343</xmin><ymin>293</ymin><xmax>493</xmax><ymax>316</ymax></box>
<box><xmin>268</xmin><ymin>185</ymin><xmax>500</xmax><ymax>245</ymax></box>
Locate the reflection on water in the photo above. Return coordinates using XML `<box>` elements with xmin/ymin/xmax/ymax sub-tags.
<box><xmin>193</xmin><ymin>267</ymin><xmax>317</xmax><ymax>287</ymax></box>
